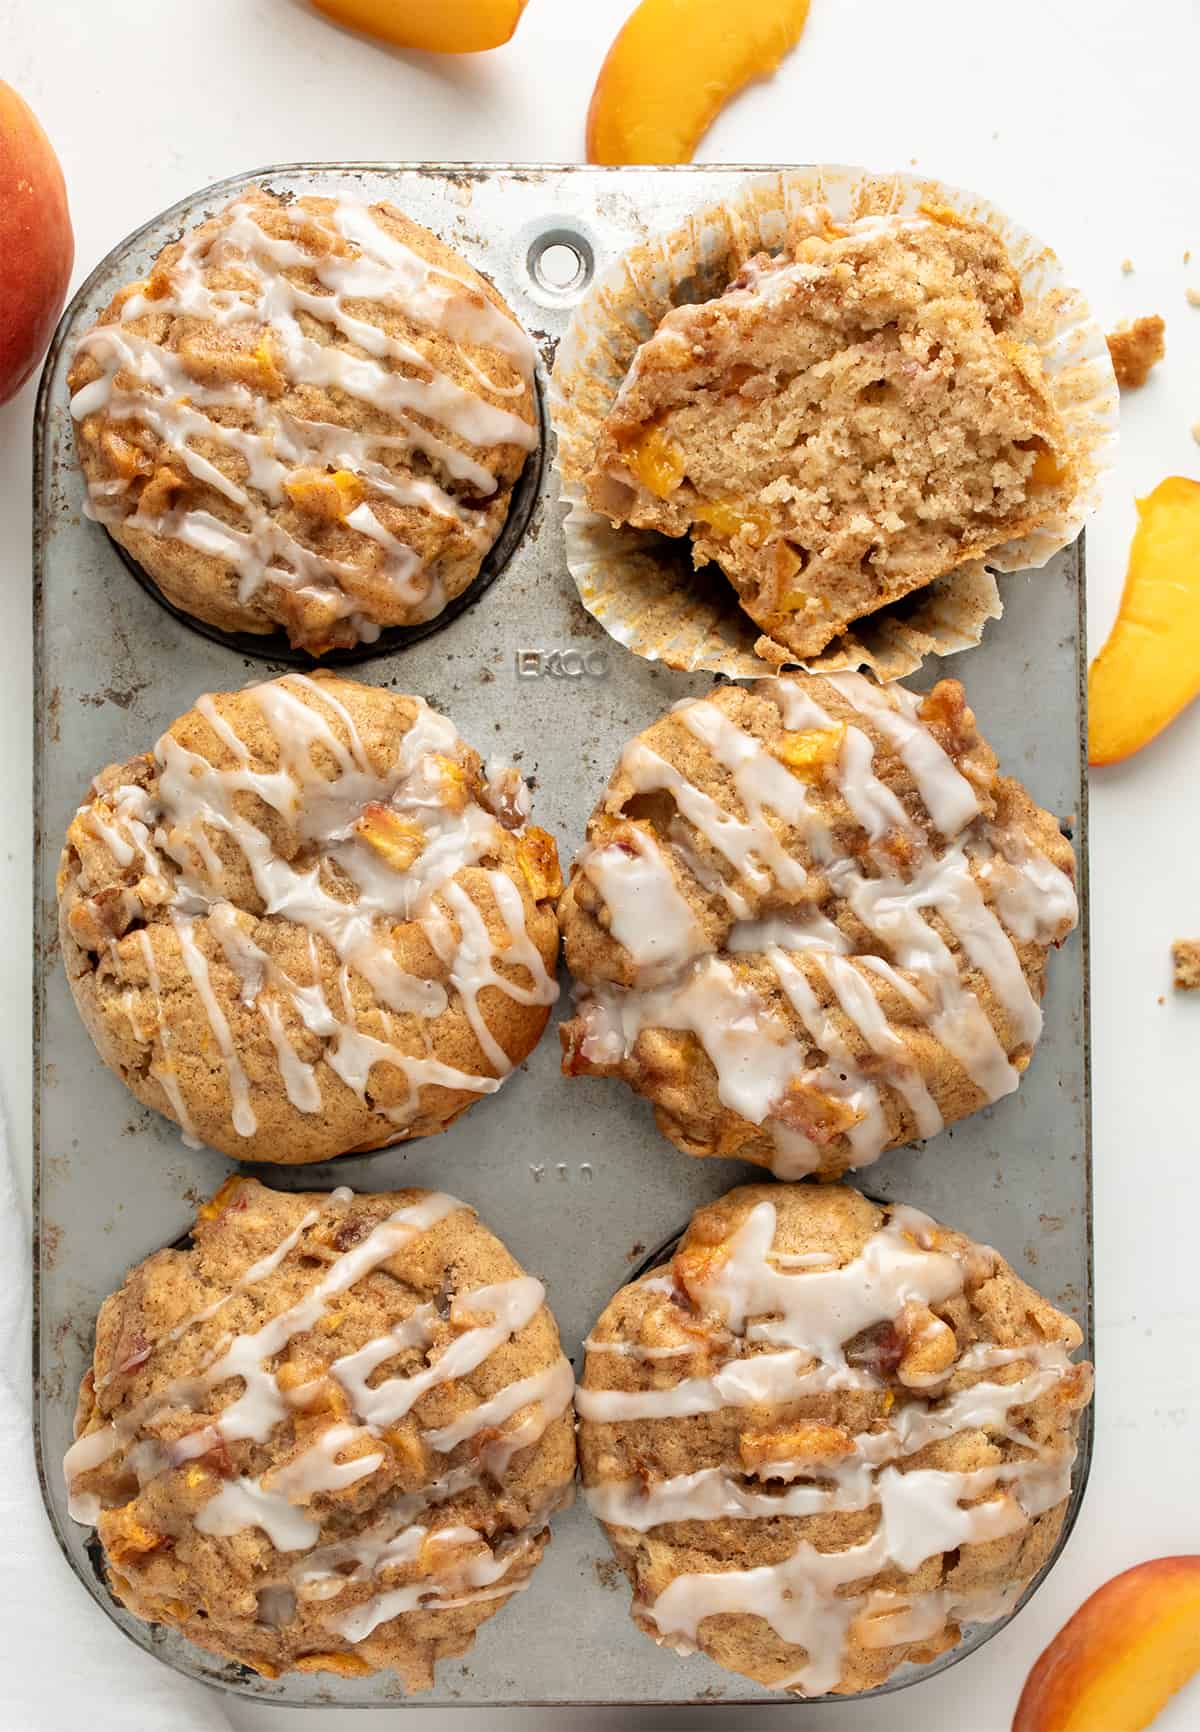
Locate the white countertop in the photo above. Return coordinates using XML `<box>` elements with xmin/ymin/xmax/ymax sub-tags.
<box><xmin>2</xmin><ymin>1</ymin><xmax>1198</xmax><ymax>1726</ymax></box>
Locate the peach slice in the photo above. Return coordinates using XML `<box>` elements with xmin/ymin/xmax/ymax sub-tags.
<box><xmin>1012</xmin><ymin>1558</ymin><xmax>1200</xmax><ymax>1732</ymax></box>
<box><xmin>0</xmin><ymin>82</ymin><xmax>73</xmax><ymax>402</ymax></box>
<box><xmin>1088</xmin><ymin>478</ymin><xmax>1200</xmax><ymax>765</ymax></box>
<box><xmin>587</xmin><ymin>0</ymin><xmax>812</xmax><ymax>165</ymax></box>
<box><xmin>311</xmin><ymin>0</ymin><xmax>527</xmax><ymax>53</ymax></box>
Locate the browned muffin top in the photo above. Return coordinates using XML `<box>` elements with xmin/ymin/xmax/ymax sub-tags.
<box><xmin>579</xmin><ymin>1182</ymin><xmax>1091</xmax><ymax>1696</ymax></box>
<box><xmin>69</xmin><ymin>188</ymin><xmax>538</xmax><ymax>650</ymax></box>
<box><xmin>66</xmin><ymin>1177</ymin><xmax>576</xmax><ymax>1689</ymax></box>
<box><xmin>59</xmin><ymin>673</ymin><xmax>561</xmax><ymax>1162</ymax></box>
<box><xmin>560</xmin><ymin>672</ymin><xmax>1075</xmax><ymax>1177</ymax></box>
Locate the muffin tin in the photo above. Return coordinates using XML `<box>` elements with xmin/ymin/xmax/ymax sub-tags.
<box><xmin>32</xmin><ymin>164</ymin><xmax>1093</xmax><ymax>1708</ymax></box>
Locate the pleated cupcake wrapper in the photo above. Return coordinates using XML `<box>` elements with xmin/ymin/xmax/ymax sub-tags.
<box><xmin>549</xmin><ymin>165</ymin><xmax>1119</xmax><ymax>682</ymax></box>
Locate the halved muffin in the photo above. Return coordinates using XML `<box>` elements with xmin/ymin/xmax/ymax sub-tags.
<box><xmin>586</xmin><ymin>210</ymin><xmax>1076</xmax><ymax>663</ymax></box>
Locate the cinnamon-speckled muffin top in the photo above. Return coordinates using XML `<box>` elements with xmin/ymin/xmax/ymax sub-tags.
<box><xmin>65</xmin><ymin>1177</ymin><xmax>576</xmax><ymax>1690</ymax></box>
<box><xmin>559</xmin><ymin>671</ymin><xmax>1076</xmax><ymax>1178</ymax></box>
<box><xmin>578</xmin><ymin>1182</ymin><xmax>1091</xmax><ymax>1697</ymax></box>
<box><xmin>58</xmin><ymin>672</ymin><xmax>561</xmax><ymax>1162</ymax></box>
<box><xmin>68</xmin><ymin>188</ymin><xmax>539</xmax><ymax>651</ymax></box>
<box><xmin>586</xmin><ymin>209</ymin><xmax>1077</xmax><ymax>664</ymax></box>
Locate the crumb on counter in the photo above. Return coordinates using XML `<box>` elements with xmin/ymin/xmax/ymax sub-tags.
<box><xmin>1172</xmin><ymin>939</ymin><xmax>1200</xmax><ymax>991</ymax></box>
<box><xmin>1121</xmin><ymin>258</ymin><xmax>1134</xmax><ymax>274</ymax></box>
<box><xmin>1106</xmin><ymin>315</ymin><xmax>1166</xmax><ymax>388</ymax></box>
<box><xmin>1188</xmin><ymin>287</ymin><xmax>1200</xmax><ymax>308</ymax></box>
<box><xmin>1192</xmin><ymin>421</ymin><xmax>1200</xmax><ymax>445</ymax></box>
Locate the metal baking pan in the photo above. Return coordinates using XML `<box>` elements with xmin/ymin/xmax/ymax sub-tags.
<box><xmin>32</xmin><ymin>163</ymin><xmax>1092</xmax><ymax>1708</ymax></box>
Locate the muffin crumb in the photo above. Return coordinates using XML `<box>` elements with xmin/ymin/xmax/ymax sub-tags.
<box><xmin>1172</xmin><ymin>938</ymin><xmax>1200</xmax><ymax>990</ymax></box>
<box><xmin>1106</xmin><ymin>316</ymin><xmax>1165</xmax><ymax>388</ymax></box>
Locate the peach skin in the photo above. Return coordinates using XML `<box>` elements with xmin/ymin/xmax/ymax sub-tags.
<box><xmin>0</xmin><ymin>81</ymin><xmax>73</xmax><ymax>403</ymax></box>
<box><xmin>1088</xmin><ymin>477</ymin><xmax>1200</xmax><ymax>766</ymax></box>
<box><xmin>587</xmin><ymin>0</ymin><xmax>812</xmax><ymax>165</ymax></box>
<box><xmin>1012</xmin><ymin>1557</ymin><xmax>1200</xmax><ymax>1732</ymax></box>
<box><xmin>310</xmin><ymin>0</ymin><xmax>528</xmax><ymax>54</ymax></box>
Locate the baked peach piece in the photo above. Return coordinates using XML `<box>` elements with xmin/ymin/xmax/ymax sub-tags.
<box><xmin>587</xmin><ymin>0</ymin><xmax>812</xmax><ymax>165</ymax></box>
<box><xmin>0</xmin><ymin>81</ymin><xmax>73</xmax><ymax>401</ymax></box>
<box><xmin>1013</xmin><ymin>1557</ymin><xmax>1200</xmax><ymax>1731</ymax></box>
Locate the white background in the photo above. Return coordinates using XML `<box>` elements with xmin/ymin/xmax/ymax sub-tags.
<box><xmin>1</xmin><ymin>1</ymin><xmax>1197</xmax><ymax>1727</ymax></box>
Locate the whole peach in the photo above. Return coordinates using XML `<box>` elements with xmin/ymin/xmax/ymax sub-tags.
<box><xmin>0</xmin><ymin>82</ymin><xmax>73</xmax><ymax>403</ymax></box>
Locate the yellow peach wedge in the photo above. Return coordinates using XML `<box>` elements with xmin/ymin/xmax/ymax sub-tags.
<box><xmin>1012</xmin><ymin>1557</ymin><xmax>1200</xmax><ymax>1732</ymax></box>
<box><xmin>587</xmin><ymin>0</ymin><xmax>812</xmax><ymax>166</ymax></box>
<box><xmin>311</xmin><ymin>0</ymin><xmax>527</xmax><ymax>54</ymax></box>
<box><xmin>1088</xmin><ymin>477</ymin><xmax>1200</xmax><ymax>765</ymax></box>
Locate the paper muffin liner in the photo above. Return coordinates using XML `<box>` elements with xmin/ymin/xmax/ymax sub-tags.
<box><xmin>549</xmin><ymin>166</ymin><xmax>1119</xmax><ymax>681</ymax></box>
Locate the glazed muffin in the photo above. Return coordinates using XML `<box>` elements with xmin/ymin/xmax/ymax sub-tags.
<box><xmin>578</xmin><ymin>1182</ymin><xmax>1092</xmax><ymax>1697</ymax></box>
<box><xmin>58</xmin><ymin>673</ymin><xmax>561</xmax><ymax>1162</ymax></box>
<box><xmin>586</xmin><ymin>210</ymin><xmax>1076</xmax><ymax>663</ymax></box>
<box><xmin>65</xmin><ymin>1177</ymin><xmax>576</xmax><ymax>1690</ymax></box>
<box><xmin>68</xmin><ymin>188</ymin><xmax>539</xmax><ymax>652</ymax></box>
<box><xmin>559</xmin><ymin>672</ymin><xmax>1076</xmax><ymax>1178</ymax></box>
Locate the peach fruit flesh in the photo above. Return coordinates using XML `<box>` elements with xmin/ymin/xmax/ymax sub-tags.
<box><xmin>310</xmin><ymin>0</ymin><xmax>528</xmax><ymax>53</ymax></box>
<box><xmin>586</xmin><ymin>0</ymin><xmax>812</xmax><ymax>165</ymax></box>
<box><xmin>1012</xmin><ymin>1557</ymin><xmax>1200</xmax><ymax>1732</ymax></box>
<box><xmin>1088</xmin><ymin>477</ymin><xmax>1200</xmax><ymax>765</ymax></box>
<box><xmin>0</xmin><ymin>81</ymin><xmax>73</xmax><ymax>403</ymax></box>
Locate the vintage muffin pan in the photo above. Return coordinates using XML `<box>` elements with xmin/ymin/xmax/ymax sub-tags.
<box><xmin>33</xmin><ymin>164</ymin><xmax>1092</xmax><ymax>1708</ymax></box>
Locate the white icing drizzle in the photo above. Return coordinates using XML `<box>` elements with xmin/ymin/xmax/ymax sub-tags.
<box><xmin>818</xmin><ymin>952</ymin><xmax>944</xmax><ymax>1141</ymax></box>
<box><xmin>196</xmin><ymin>1424</ymin><xmax>386</xmax><ymax>1550</ymax></box>
<box><xmin>824</xmin><ymin>673</ymin><xmax>980</xmax><ymax>837</ymax></box>
<box><xmin>331</xmin><ymin>1276</ymin><xmax>546</xmax><ymax>1427</ymax></box>
<box><xmin>581</xmin><ymin>1198</ymin><xmax>1085</xmax><ymax>1697</ymax></box>
<box><xmin>582</xmin><ymin>827</ymin><xmax>705</xmax><ymax>979</ymax></box>
<box><xmin>135</xmin><ymin>929</ymin><xmax>200</xmax><ymax>1147</ymax></box>
<box><xmin>64</xmin><ymin>1186</ymin><xmax>576</xmax><ymax>1648</ymax></box>
<box><xmin>578</xmin><ymin>956</ymin><xmax>811</xmax><ymax>1133</ymax></box>
<box><xmin>424</xmin><ymin>1355</ymin><xmax>575</xmax><ymax>1469</ymax></box>
<box><xmin>70</xmin><ymin>194</ymin><xmax>536</xmax><ymax>634</ymax></box>
<box><xmin>332</xmin><ymin>1532</ymin><xmax>540</xmax><ymax>1643</ymax></box>
<box><xmin>976</xmin><ymin>828</ymin><xmax>1079</xmax><ymax>944</ymax></box>
<box><xmin>570</xmin><ymin>677</ymin><xmax>1074</xmax><ymax>1174</ymax></box>
<box><xmin>79</xmin><ymin>677</ymin><xmax>555</xmax><ymax>1143</ymax></box>
<box><xmin>172</xmin><ymin>911</ymin><xmax>257</xmax><ymax>1137</ymax></box>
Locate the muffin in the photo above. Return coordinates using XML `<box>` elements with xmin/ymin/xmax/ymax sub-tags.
<box><xmin>65</xmin><ymin>1177</ymin><xmax>576</xmax><ymax>1690</ymax></box>
<box><xmin>68</xmin><ymin>188</ymin><xmax>539</xmax><ymax>652</ymax></box>
<box><xmin>585</xmin><ymin>209</ymin><xmax>1076</xmax><ymax>664</ymax></box>
<box><xmin>559</xmin><ymin>671</ymin><xmax>1076</xmax><ymax>1178</ymax></box>
<box><xmin>58</xmin><ymin>673</ymin><xmax>561</xmax><ymax>1161</ymax></box>
<box><xmin>578</xmin><ymin>1182</ymin><xmax>1092</xmax><ymax>1697</ymax></box>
